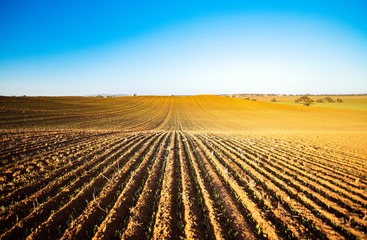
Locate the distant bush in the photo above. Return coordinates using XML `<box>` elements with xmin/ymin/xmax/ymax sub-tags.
<box><xmin>271</xmin><ymin>98</ymin><xmax>277</xmax><ymax>102</ymax></box>
<box><xmin>316</xmin><ymin>99</ymin><xmax>324</xmax><ymax>103</ymax></box>
<box><xmin>323</xmin><ymin>97</ymin><xmax>335</xmax><ymax>103</ymax></box>
<box><xmin>295</xmin><ymin>95</ymin><xmax>314</xmax><ymax>106</ymax></box>
<box><xmin>337</xmin><ymin>98</ymin><xmax>343</xmax><ymax>103</ymax></box>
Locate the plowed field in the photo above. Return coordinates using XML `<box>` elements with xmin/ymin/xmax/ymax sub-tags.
<box><xmin>1</xmin><ymin>95</ymin><xmax>366</xmax><ymax>239</ymax></box>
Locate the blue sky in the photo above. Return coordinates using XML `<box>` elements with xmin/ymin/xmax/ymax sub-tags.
<box><xmin>0</xmin><ymin>0</ymin><xmax>366</xmax><ymax>96</ymax></box>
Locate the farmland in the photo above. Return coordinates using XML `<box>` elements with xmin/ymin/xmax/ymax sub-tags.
<box><xmin>0</xmin><ymin>95</ymin><xmax>367</xmax><ymax>239</ymax></box>
<box><xmin>228</xmin><ymin>94</ymin><xmax>367</xmax><ymax>111</ymax></box>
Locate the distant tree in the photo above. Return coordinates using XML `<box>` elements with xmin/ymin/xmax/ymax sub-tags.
<box><xmin>133</xmin><ymin>94</ymin><xmax>137</xmax><ymax>96</ymax></box>
<box><xmin>271</xmin><ymin>98</ymin><xmax>277</xmax><ymax>102</ymax></box>
<box><xmin>323</xmin><ymin>97</ymin><xmax>335</xmax><ymax>103</ymax></box>
<box><xmin>295</xmin><ymin>95</ymin><xmax>314</xmax><ymax>106</ymax></box>
<box><xmin>316</xmin><ymin>98</ymin><xmax>324</xmax><ymax>103</ymax></box>
<box><xmin>336</xmin><ymin>98</ymin><xmax>343</xmax><ymax>103</ymax></box>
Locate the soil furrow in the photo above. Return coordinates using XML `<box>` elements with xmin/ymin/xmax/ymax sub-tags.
<box><xmin>120</xmin><ymin>132</ymin><xmax>173</xmax><ymax>239</ymax></box>
<box><xmin>91</xmin><ymin>132</ymin><xmax>169</xmax><ymax>240</ymax></box>
<box><xmin>0</xmin><ymin>133</ymin><xmax>152</xmax><ymax>240</ymax></box>
<box><xmin>199</xmin><ymin>134</ymin><xmax>308</xmax><ymax>239</ymax></box>
<box><xmin>181</xmin><ymin>133</ymin><xmax>227</xmax><ymax>240</ymax></box>
<box><xmin>152</xmin><ymin>132</ymin><xmax>180</xmax><ymax>239</ymax></box>
<box><xmin>57</xmin><ymin>132</ymin><xmax>164</xmax><ymax>240</ymax></box>
<box><xmin>178</xmin><ymin>132</ymin><xmax>209</xmax><ymax>239</ymax></box>
<box><xmin>0</xmin><ymin>135</ymin><xmax>129</xmax><ymax>233</ymax></box>
<box><xmin>209</xmin><ymin>135</ymin><xmax>345</xmax><ymax>239</ymax></box>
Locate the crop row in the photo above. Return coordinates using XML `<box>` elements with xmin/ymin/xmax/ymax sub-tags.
<box><xmin>0</xmin><ymin>130</ymin><xmax>366</xmax><ymax>239</ymax></box>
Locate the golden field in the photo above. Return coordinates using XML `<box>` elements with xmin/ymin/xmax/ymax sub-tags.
<box><xmin>1</xmin><ymin>95</ymin><xmax>366</xmax><ymax>131</ymax></box>
<box><xmin>234</xmin><ymin>94</ymin><xmax>367</xmax><ymax>111</ymax></box>
<box><xmin>0</xmin><ymin>95</ymin><xmax>366</xmax><ymax>239</ymax></box>
<box><xmin>1</xmin><ymin>95</ymin><xmax>366</xmax><ymax>154</ymax></box>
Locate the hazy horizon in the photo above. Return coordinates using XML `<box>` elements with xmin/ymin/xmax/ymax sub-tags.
<box><xmin>2</xmin><ymin>93</ymin><xmax>367</xmax><ymax>98</ymax></box>
<box><xmin>1</xmin><ymin>0</ymin><xmax>367</xmax><ymax>96</ymax></box>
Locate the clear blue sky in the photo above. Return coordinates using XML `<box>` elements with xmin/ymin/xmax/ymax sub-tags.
<box><xmin>0</xmin><ymin>0</ymin><xmax>366</xmax><ymax>96</ymax></box>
